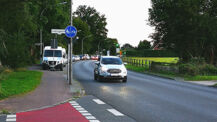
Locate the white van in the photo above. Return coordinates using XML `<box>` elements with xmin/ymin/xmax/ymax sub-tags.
<box><xmin>42</xmin><ymin>46</ymin><xmax>67</xmax><ymax>71</ymax></box>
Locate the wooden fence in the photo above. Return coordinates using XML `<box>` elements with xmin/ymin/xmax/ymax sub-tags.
<box><xmin>122</xmin><ymin>57</ymin><xmax>151</xmax><ymax>69</ymax></box>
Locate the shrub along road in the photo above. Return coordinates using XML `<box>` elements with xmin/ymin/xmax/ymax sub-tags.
<box><xmin>73</xmin><ymin>60</ymin><xmax>217</xmax><ymax>122</ymax></box>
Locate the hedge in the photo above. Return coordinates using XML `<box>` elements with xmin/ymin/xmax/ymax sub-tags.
<box><xmin>126</xmin><ymin>50</ymin><xmax>178</xmax><ymax>57</ymax></box>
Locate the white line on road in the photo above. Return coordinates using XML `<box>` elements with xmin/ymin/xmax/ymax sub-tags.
<box><xmin>73</xmin><ymin>105</ymin><xmax>81</xmax><ymax>108</ymax></box>
<box><xmin>89</xmin><ymin>120</ymin><xmax>100</xmax><ymax>122</ymax></box>
<box><xmin>81</xmin><ymin>113</ymin><xmax>92</xmax><ymax>116</ymax></box>
<box><xmin>6</xmin><ymin>118</ymin><xmax>16</xmax><ymax>121</ymax></box>
<box><xmin>70</xmin><ymin>103</ymin><xmax>79</xmax><ymax>106</ymax></box>
<box><xmin>75</xmin><ymin>107</ymin><xmax>85</xmax><ymax>111</ymax></box>
<box><xmin>69</xmin><ymin>101</ymin><xmax>77</xmax><ymax>104</ymax></box>
<box><xmin>107</xmin><ymin>109</ymin><xmax>124</xmax><ymax>116</ymax></box>
<box><xmin>68</xmin><ymin>101</ymin><xmax>100</xmax><ymax>122</ymax></box>
<box><xmin>6</xmin><ymin>114</ymin><xmax>16</xmax><ymax>122</ymax></box>
<box><xmin>7</xmin><ymin>115</ymin><xmax>16</xmax><ymax>118</ymax></box>
<box><xmin>79</xmin><ymin>110</ymin><xmax>88</xmax><ymax>113</ymax></box>
<box><xmin>85</xmin><ymin>116</ymin><xmax>96</xmax><ymax>120</ymax></box>
<box><xmin>93</xmin><ymin>99</ymin><xmax>105</xmax><ymax>105</ymax></box>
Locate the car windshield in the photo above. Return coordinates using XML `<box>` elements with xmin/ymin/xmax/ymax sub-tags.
<box><xmin>101</xmin><ymin>58</ymin><xmax>122</xmax><ymax>65</ymax></box>
<box><xmin>44</xmin><ymin>50</ymin><xmax>62</xmax><ymax>57</ymax></box>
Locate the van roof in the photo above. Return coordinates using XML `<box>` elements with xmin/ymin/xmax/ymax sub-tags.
<box><xmin>44</xmin><ymin>46</ymin><xmax>63</xmax><ymax>50</ymax></box>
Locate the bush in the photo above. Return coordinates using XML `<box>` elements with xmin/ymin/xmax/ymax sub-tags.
<box><xmin>202</xmin><ymin>64</ymin><xmax>217</xmax><ymax>75</ymax></box>
<box><xmin>179</xmin><ymin>63</ymin><xmax>199</xmax><ymax>76</ymax></box>
<box><xmin>178</xmin><ymin>57</ymin><xmax>217</xmax><ymax>76</ymax></box>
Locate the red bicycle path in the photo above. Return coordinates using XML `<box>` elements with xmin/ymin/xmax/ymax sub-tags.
<box><xmin>16</xmin><ymin>102</ymin><xmax>88</xmax><ymax>122</ymax></box>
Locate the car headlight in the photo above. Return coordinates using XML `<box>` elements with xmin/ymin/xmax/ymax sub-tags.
<box><xmin>43</xmin><ymin>60</ymin><xmax>48</xmax><ymax>63</ymax></box>
<box><xmin>122</xmin><ymin>68</ymin><xmax>127</xmax><ymax>74</ymax></box>
<box><xmin>100</xmin><ymin>67</ymin><xmax>107</xmax><ymax>72</ymax></box>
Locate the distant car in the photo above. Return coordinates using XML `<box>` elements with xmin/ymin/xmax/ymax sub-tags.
<box><xmin>94</xmin><ymin>56</ymin><xmax>127</xmax><ymax>82</ymax></box>
<box><xmin>74</xmin><ymin>55</ymin><xmax>80</xmax><ymax>61</ymax></box>
<box><xmin>72</xmin><ymin>55</ymin><xmax>75</xmax><ymax>62</ymax></box>
<box><xmin>79</xmin><ymin>55</ymin><xmax>84</xmax><ymax>60</ymax></box>
<box><xmin>83</xmin><ymin>54</ymin><xmax>90</xmax><ymax>60</ymax></box>
<box><xmin>91</xmin><ymin>55</ymin><xmax>98</xmax><ymax>60</ymax></box>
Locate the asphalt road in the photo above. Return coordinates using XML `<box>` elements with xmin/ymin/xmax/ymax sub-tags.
<box><xmin>73</xmin><ymin>60</ymin><xmax>217</xmax><ymax>122</ymax></box>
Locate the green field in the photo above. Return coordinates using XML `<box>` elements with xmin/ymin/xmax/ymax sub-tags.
<box><xmin>123</xmin><ymin>57</ymin><xmax>179</xmax><ymax>64</ymax></box>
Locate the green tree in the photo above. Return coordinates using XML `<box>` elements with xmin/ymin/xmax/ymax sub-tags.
<box><xmin>73</xmin><ymin>17</ymin><xmax>92</xmax><ymax>54</ymax></box>
<box><xmin>149</xmin><ymin>0</ymin><xmax>217</xmax><ymax>63</ymax></box>
<box><xmin>74</xmin><ymin>5</ymin><xmax>108</xmax><ymax>54</ymax></box>
<box><xmin>121</xmin><ymin>43</ymin><xmax>134</xmax><ymax>51</ymax></box>
<box><xmin>0</xmin><ymin>0</ymin><xmax>72</xmax><ymax>68</ymax></box>
<box><xmin>104</xmin><ymin>38</ymin><xmax>118</xmax><ymax>55</ymax></box>
<box><xmin>137</xmin><ymin>40</ymin><xmax>151</xmax><ymax>50</ymax></box>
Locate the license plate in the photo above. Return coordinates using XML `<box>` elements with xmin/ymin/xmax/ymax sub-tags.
<box><xmin>111</xmin><ymin>74</ymin><xmax>119</xmax><ymax>76</ymax></box>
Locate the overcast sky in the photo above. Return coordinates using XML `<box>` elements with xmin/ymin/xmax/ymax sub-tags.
<box><xmin>73</xmin><ymin>0</ymin><xmax>155</xmax><ymax>47</ymax></box>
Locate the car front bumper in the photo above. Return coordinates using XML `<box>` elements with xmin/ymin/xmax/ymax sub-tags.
<box><xmin>99</xmin><ymin>72</ymin><xmax>127</xmax><ymax>80</ymax></box>
<box><xmin>42</xmin><ymin>63</ymin><xmax>63</xmax><ymax>69</ymax></box>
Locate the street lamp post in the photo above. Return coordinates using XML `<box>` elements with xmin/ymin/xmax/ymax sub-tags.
<box><xmin>98</xmin><ymin>41</ymin><xmax>101</xmax><ymax>55</ymax></box>
<box><xmin>81</xmin><ymin>35</ymin><xmax>92</xmax><ymax>55</ymax></box>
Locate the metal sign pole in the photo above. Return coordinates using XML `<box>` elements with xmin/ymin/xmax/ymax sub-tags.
<box><xmin>69</xmin><ymin>0</ymin><xmax>73</xmax><ymax>85</ymax></box>
<box><xmin>67</xmin><ymin>44</ymin><xmax>69</xmax><ymax>81</ymax></box>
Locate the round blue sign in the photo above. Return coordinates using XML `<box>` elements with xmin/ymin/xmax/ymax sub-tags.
<box><xmin>65</xmin><ymin>26</ymin><xmax>77</xmax><ymax>38</ymax></box>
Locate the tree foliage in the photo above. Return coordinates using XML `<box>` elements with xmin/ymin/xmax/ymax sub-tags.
<box><xmin>74</xmin><ymin>5</ymin><xmax>109</xmax><ymax>54</ymax></box>
<box><xmin>137</xmin><ymin>40</ymin><xmax>151</xmax><ymax>50</ymax></box>
<box><xmin>149</xmin><ymin>0</ymin><xmax>217</xmax><ymax>64</ymax></box>
<box><xmin>0</xmin><ymin>1</ymin><xmax>119</xmax><ymax>68</ymax></box>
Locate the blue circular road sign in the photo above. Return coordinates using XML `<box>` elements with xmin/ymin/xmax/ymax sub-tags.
<box><xmin>65</xmin><ymin>26</ymin><xmax>77</xmax><ymax>38</ymax></box>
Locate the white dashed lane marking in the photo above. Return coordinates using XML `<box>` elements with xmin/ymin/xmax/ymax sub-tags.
<box><xmin>89</xmin><ymin>120</ymin><xmax>100</xmax><ymax>122</ymax></box>
<box><xmin>81</xmin><ymin>113</ymin><xmax>92</xmax><ymax>116</ymax></box>
<box><xmin>107</xmin><ymin>109</ymin><xmax>125</xmax><ymax>116</ymax></box>
<box><xmin>93</xmin><ymin>99</ymin><xmax>105</xmax><ymax>105</ymax></box>
<box><xmin>6</xmin><ymin>114</ymin><xmax>16</xmax><ymax>122</ymax></box>
<box><xmin>85</xmin><ymin>116</ymin><xmax>96</xmax><ymax>120</ymax></box>
<box><xmin>69</xmin><ymin>101</ymin><xmax>100</xmax><ymax>122</ymax></box>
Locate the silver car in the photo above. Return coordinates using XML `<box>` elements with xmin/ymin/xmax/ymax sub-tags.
<box><xmin>94</xmin><ymin>56</ymin><xmax>127</xmax><ymax>83</ymax></box>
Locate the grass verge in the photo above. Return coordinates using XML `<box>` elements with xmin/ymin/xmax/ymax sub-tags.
<box><xmin>126</xmin><ymin>65</ymin><xmax>176</xmax><ymax>79</ymax></box>
<box><xmin>184</xmin><ymin>76</ymin><xmax>217</xmax><ymax>81</ymax></box>
<box><xmin>126</xmin><ymin>64</ymin><xmax>217</xmax><ymax>81</ymax></box>
<box><xmin>0</xmin><ymin>70</ymin><xmax>42</xmax><ymax>100</ymax></box>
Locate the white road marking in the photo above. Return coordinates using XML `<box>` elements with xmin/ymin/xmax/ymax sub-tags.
<box><xmin>81</xmin><ymin>113</ymin><xmax>92</xmax><ymax>116</ymax></box>
<box><xmin>93</xmin><ymin>99</ymin><xmax>105</xmax><ymax>105</ymax></box>
<box><xmin>79</xmin><ymin>110</ymin><xmax>88</xmax><ymax>113</ymax></box>
<box><xmin>73</xmin><ymin>105</ymin><xmax>81</xmax><ymax>108</ymax></box>
<box><xmin>6</xmin><ymin>118</ymin><xmax>16</xmax><ymax>121</ymax></box>
<box><xmin>107</xmin><ymin>109</ymin><xmax>124</xmax><ymax>116</ymax></box>
<box><xmin>68</xmin><ymin>101</ymin><xmax>100</xmax><ymax>122</ymax></box>
<box><xmin>85</xmin><ymin>116</ymin><xmax>96</xmax><ymax>120</ymax></box>
<box><xmin>71</xmin><ymin>103</ymin><xmax>79</xmax><ymax>106</ymax></box>
<box><xmin>7</xmin><ymin>115</ymin><xmax>16</xmax><ymax>118</ymax></box>
<box><xmin>75</xmin><ymin>107</ymin><xmax>85</xmax><ymax>111</ymax></box>
<box><xmin>69</xmin><ymin>101</ymin><xmax>77</xmax><ymax>104</ymax></box>
<box><xmin>89</xmin><ymin>120</ymin><xmax>100</xmax><ymax>122</ymax></box>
